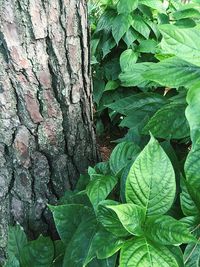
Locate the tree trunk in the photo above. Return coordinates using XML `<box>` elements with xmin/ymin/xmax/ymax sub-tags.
<box><xmin>0</xmin><ymin>0</ymin><xmax>98</xmax><ymax>262</ymax></box>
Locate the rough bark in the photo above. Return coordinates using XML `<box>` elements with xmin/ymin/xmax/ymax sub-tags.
<box><xmin>0</xmin><ymin>0</ymin><xmax>98</xmax><ymax>263</ymax></box>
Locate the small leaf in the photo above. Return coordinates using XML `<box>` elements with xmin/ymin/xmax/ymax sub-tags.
<box><xmin>104</xmin><ymin>80</ymin><xmax>119</xmax><ymax>92</ymax></box>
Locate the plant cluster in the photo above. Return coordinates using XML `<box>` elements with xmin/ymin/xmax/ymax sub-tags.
<box><xmin>4</xmin><ymin>0</ymin><xmax>200</xmax><ymax>266</ymax></box>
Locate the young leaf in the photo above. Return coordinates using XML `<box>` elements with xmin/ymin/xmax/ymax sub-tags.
<box><xmin>86</xmin><ymin>174</ymin><xmax>118</xmax><ymax>208</ymax></box>
<box><xmin>132</xmin><ymin>15</ymin><xmax>150</xmax><ymax>39</ymax></box>
<box><xmin>109</xmin><ymin>141</ymin><xmax>141</xmax><ymax>176</ymax></box>
<box><xmin>120</xmin><ymin>238</ymin><xmax>179</xmax><ymax>267</ymax></box>
<box><xmin>126</xmin><ymin>135</ymin><xmax>176</xmax><ymax>216</ymax></box>
<box><xmin>20</xmin><ymin>236</ymin><xmax>54</xmax><ymax>267</ymax></box>
<box><xmin>145</xmin><ymin>215</ymin><xmax>195</xmax><ymax>245</ymax></box>
<box><xmin>106</xmin><ymin>204</ymin><xmax>145</xmax><ymax>236</ymax></box>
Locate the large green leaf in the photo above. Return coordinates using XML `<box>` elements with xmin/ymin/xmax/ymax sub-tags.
<box><xmin>159</xmin><ymin>24</ymin><xmax>200</xmax><ymax>67</ymax></box>
<box><xmin>143</xmin><ymin>102</ymin><xmax>190</xmax><ymax>139</ymax></box>
<box><xmin>145</xmin><ymin>215</ymin><xmax>195</xmax><ymax>245</ymax></box>
<box><xmin>120</xmin><ymin>238</ymin><xmax>179</xmax><ymax>267</ymax></box>
<box><xmin>49</xmin><ymin>204</ymin><xmax>87</xmax><ymax>244</ymax></box>
<box><xmin>106</xmin><ymin>204</ymin><xmax>145</xmax><ymax>236</ymax></box>
<box><xmin>126</xmin><ymin>135</ymin><xmax>176</xmax><ymax>216</ymax></box>
<box><xmin>173</xmin><ymin>7</ymin><xmax>200</xmax><ymax>20</ymax></box>
<box><xmin>7</xmin><ymin>225</ymin><xmax>27</xmax><ymax>260</ymax></box>
<box><xmin>4</xmin><ymin>255</ymin><xmax>20</xmax><ymax>267</ymax></box>
<box><xmin>139</xmin><ymin>0</ymin><xmax>166</xmax><ymax>13</ymax></box>
<box><xmin>117</xmin><ymin>0</ymin><xmax>138</xmax><ymax>14</ymax></box>
<box><xmin>112</xmin><ymin>14</ymin><xmax>132</xmax><ymax>43</ymax></box>
<box><xmin>144</xmin><ymin>57</ymin><xmax>200</xmax><ymax>89</ymax></box>
<box><xmin>184</xmin><ymin>243</ymin><xmax>200</xmax><ymax>267</ymax></box>
<box><xmin>86</xmin><ymin>174</ymin><xmax>117</xmax><ymax>208</ymax></box>
<box><xmin>185</xmin><ymin>87</ymin><xmax>200</xmax><ymax>144</ymax></box>
<box><xmin>88</xmin><ymin>255</ymin><xmax>117</xmax><ymax>267</ymax></box>
<box><xmin>109</xmin><ymin>141</ymin><xmax>141</xmax><ymax>176</ymax></box>
<box><xmin>97</xmin><ymin>200</ymin><xmax>130</xmax><ymax>237</ymax></box>
<box><xmin>20</xmin><ymin>236</ymin><xmax>54</xmax><ymax>267</ymax></box>
<box><xmin>62</xmin><ymin>214</ymin><xmax>98</xmax><ymax>267</ymax></box>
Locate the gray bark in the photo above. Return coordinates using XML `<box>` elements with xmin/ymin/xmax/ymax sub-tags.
<box><xmin>0</xmin><ymin>0</ymin><xmax>98</xmax><ymax>263</ymax></box>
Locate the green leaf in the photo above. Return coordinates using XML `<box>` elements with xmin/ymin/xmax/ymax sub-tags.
<box><xmin>7</xmin><ymin>225</ymin><xmax>27</xmax><ymax>260</ymax></box>
<box><xmin>120</xmin><ymin>49</ymin><xmax>138</xmax><ymax>71</ymax></box>
<box><xmin>132</xmin><ymin>15</ymin><xmax>150</xmax><ymax>39</ymax></box>
<box><xmin>97</xmin><ymin>200</ymin><xmax>130</xmax><ymax>237</ymax></box>
<box><xmin>145</xmin><ymin>215</ymin><xmax>195</xmax><ymax>245</ymax></box>
<box><xmin>91</xmin><ymin>227</ymin><xmax>124</xmax><ymax>259</ymax></box>
<box><xmin>143</xmin><ymin>103</ymin><xmax>190</xmax><ymax>139</ymax></box>
<box><xmin>184</xmin><ymin>243</ymin><xmax>200</xmax><ymax>267</ymax></box>
<box><xmin>4</xmin><ymin>254</ymin><xmax>20</xmax><ymax>267</ymax></box>
<box><xmin>123</xmin><ymin>27</ymin><xmax>139</xmax><ymax>47</ymax></box>
<box><xmin>117</xmin><ymin>0</ymin><xmax>138</xmax><ymax>14</ymax></box>
<box><xmin>120</xmin><ymin>238</ymin><xmax>179</xmax><ymax>267</ymax></box>
<box><xmin>144</xmin><ymin>57</ymin><xmax>200</xmax><ymax>89</ymax></box>
<box><xmin>126</xmin><ymin>135</ymin><xmax>176</xmax><ymax>216</ymax></box>
<box><xmin>49</xmin><ymin>204</ymin><xmax>89</xmax><ymax>244</ymax></box>
<box><xmin>173</xmin><ymin>8</ymin><xmax>200</xmax><ymax>20</ymax></box>
<box><xmin>96</xmin><ymin>9</ymin><xmax>116</xmax><ymax>32</ymax></box>
<box><xmin>139</xmin><ymin>0</ymin><xmax>166</xmax><ymax>13</ymax></box>
<box><xmin>52</xmin><ymin>240</ymin><xmax>65</xmax><ymax>267</ymax></box>
<box><xmin>168</xmin><ymin>247</ymin><xmax>184</xmax><ymax>267</ymax></box>
<box><xmin>185</xmin><ymin>87</ymin><xmax>200</xmax><ymax>144</ymax></box>
<box><xmin>109</xmin><ymin>141</ymin><xmax>141</xmax><ymax>176</ymax></box>
<box><xmin>20</xmin><ymin>236</ymin><xmax>54</xmax><ymax>267</ymax></box>
<box><xmin>104</xmin><ymin>80</ymin><xmax>119</xmax><ymax>92</ymax></box>
<box><xmin>106</xmin><ymin>204</ymin><xmax>145</xmax><ymax>236</ymax></box>
<box><xmin>62</xmin><ymin>215</ymin><xmax>98</xmax><ymax>267</ymax></box>
<box><xmin>159</xmin><ymin>24</ymin><xmax>200</xmax><ymax>67</ymax></box>
<box><xmin>107</xmin><ymin>93</ymin><xmax>167</xmax><ymax>116</ymax></box>
<box><xmin>112</xmin><ymin>14</ymin><xmax>132</xmax><ymax>44</ymax></box>
<box><xmin>88</xmin><ymin>255</ymin><xmax>117</xmax><ymax>267</ymax></box>
<box><xmin>86</xmin><ymin>174</ymin><xmax>118</xmax><ymax>208</ymax></box>
<box><xmin>137</xmin><ymin>39</ymin><xmax>158</xmax><ymax>54</ymax></box>
<box><xmin>119</xmin><ymin>62</ymin><xmax>157</xmax><ymax>87</ymax></box>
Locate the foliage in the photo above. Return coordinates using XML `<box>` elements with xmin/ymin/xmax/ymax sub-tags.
<box><xmin>4</xmin><ymin>0</ymin><xmax>200</xmax><ymax>266</ymax></box>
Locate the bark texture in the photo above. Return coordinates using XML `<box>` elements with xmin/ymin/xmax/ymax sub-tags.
<box><xmin>0</xmin><ymin>0</ymin><xmax>98</xmax><ymax>263</ymax></box>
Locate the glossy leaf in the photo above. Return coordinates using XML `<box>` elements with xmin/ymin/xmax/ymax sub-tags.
<box><xmin>117</xmin><ymin>0</ymin><xmax>138</xmax><ymax>14</ymax></box>
<box><xmin>112</xmin><ymin>14</ymin><xmax>132</xmax><ymax>44</ymax></box>
<box><xmin>184</xmin><ymin>243</ymin><xmax>200</xmax><ymax>267</ymax></box>
<box><xmin>120</xmin><ymin>238</ymin><xmax>179</xmax><ymax>267</ymax></box>
<box><xmin>109</xmin><ymin>141</ymin><xmax>141</xmax><ymax>176</ymax></box>
<box><xmin>143</xmin><ymin>103</ymin><xmax>190</xmax><ymax>139</ymax></box>
<box><xmin>97</xmin><ymin>200</ymin><xmax>130</xmax><ymax>237</ymax></box>
<box><xmin>86</xmin><ymin>174</ymin><xmax>117</xmax><ymax>208</ymax></box>
<box><xmin>106</xmin><ymin>203</ymin><xmax>145</xmax><ymax>236</ymax></box>
<box><xmin>120</xmin><ymin>49</ymin><xmax>138</xmax><ymax>71</ymax></box>
<box><xmin>126</xmin><ymin>135</ymin><xmax>176</xmax><ymax>216</ymax></box>
<box><xmin>145</xmin><ymin>215</ymin><xmax>195</xmax><ymax>245</ymax></box>
<box><xmin>20</xmin><ymin>236</ymin><xmax>54</xmax><ymax>267</ymax></box>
